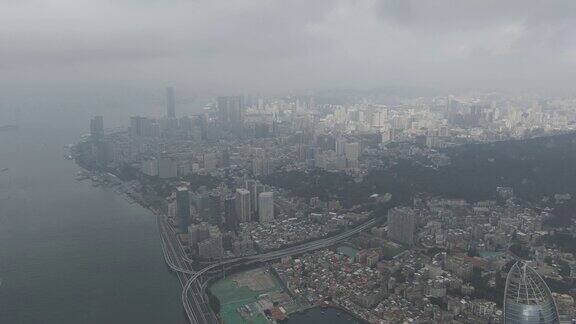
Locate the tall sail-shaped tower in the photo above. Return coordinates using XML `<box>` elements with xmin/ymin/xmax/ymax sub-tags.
<box><xmin>503</xmin><ymin>261</ymin><xmax>560</xmax><ymax>323</ymax></box>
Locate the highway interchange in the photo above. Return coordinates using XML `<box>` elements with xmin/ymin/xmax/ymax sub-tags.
<box><xmin>157</xmin><ymin>215</ymin><xmax>382</xmax><ymax>324</ymax></box>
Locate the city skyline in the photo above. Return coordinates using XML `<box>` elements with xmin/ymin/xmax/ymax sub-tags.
<box><xmin>3</xmin><ymin>1</ymin><xmax>576</xmax><ymax>324</ymax></box>
<box><xmin>68</xmin><ymin>86</ymin><xmax>576</xmax><ymax>323</ymax></box>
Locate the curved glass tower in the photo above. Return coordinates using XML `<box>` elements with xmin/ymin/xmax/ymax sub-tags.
<box><xmin>503</xmin><ymin>261</ymin><xmax>560</xmax><ymax>324</ymax></box>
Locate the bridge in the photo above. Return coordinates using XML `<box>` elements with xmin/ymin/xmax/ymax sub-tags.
<box><xmin>157</xmin><ymin>214</ymin><xmax>381</xmax><ymax>324</ymax></box>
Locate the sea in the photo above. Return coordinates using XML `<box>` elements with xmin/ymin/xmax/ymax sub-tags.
<box><xmin>0</xmin><ymin>104</ymin><xmax>360</xmax><ymax>324</ymax></box>
<box><xmin>0</xmin><ymin>108</ymin><xmax>188</xmax><ymax>324</ymax></box>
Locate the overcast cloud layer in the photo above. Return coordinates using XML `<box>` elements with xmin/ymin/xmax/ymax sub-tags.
<box><xmin>1</xmin><ymin>0</ymin><xmax>576</xmax><ymax>94</ymax></box>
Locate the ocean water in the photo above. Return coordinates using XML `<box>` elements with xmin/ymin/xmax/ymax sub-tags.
<box><xmin>0</xmin><ymin>119</ymin><xmax>187</xmax><ymax>324</ymax></box>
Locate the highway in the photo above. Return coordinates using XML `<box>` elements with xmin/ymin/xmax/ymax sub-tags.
<box><xmin>156</xmin><ymin>216</ymin><xmax>218</xmax><ymax>324</ymax></box>
<box><xmin>178</xmin><ymin>216</ymin><xmax>381</xmax><ymax>324</ymax></box>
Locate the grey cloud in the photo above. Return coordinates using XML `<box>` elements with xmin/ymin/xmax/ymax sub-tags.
<box><xmin>0</xmin><ymin>32</ymin><xmax>170</xmax><ymax>67</ymax></box>
<box><xmin>0</xmin><ymin>0</ymin><xmax>575</xmax><ymax>93</ymax></box>
<box><xmin>376</xmin><ymin>0</ymin><xmax>576</xmax><ymax>31</ymax></box>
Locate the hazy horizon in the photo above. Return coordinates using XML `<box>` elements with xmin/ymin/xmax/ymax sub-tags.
<box><xmin>3</xmin><ymin>2</ymin><xmax>576</xmax><ymax>324</ymax></box>
<box><xmin>2</xmin><ymin>0</ymin><xmax>576</xmax><ymax>98</ymax></box>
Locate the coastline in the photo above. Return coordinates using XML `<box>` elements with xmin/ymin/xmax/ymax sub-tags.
<box><xmin>71</xmin><ymin>161</ymin><xmax>375</xmax><ymax>324</ymax></box>
<box><xmin>1</xmin><ymin>124</ymin><xmax>188</xmax><ymax>324</ymax></box>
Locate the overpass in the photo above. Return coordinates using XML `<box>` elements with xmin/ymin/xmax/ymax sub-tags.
<box><xmin>157</xmin><ymin>216</ymin><xmax>218</xmax><ymax>323</ymax></box>
<box><xmin>178</xmin><ymin>216</ymin><xmax>381</xmax><ymax>324</ymax></box>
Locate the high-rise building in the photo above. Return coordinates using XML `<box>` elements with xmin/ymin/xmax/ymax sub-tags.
<box><xmin>235</xmin><ymin>188</ymin><xmax>251</xmax><ymax>223</ymax></box>
<box><xmin>244</xmin><ymin>179</ymin><xmax>256</xmax><ymax>205</ymax></box>
<box><xmin>176</xmin><ymin>187</ymin><xmax>190</xmax><ymax>233</ymax></box>
<box><xmin>197</xmin><ymin>234</ymin><xmax>223</xmax><ymax>260</ymax></box>
<box><xmin>217</xmin><ymin>96</ymin><xmax>245</xmax><ymax>133</ymax></box>
<box><xmin>203</xmin><ymin>152</ymin><xmax>218</xmax><ymax>171</ymax></box>
<box><xmin>381</xmin><ymin>127</ymin><xmax>395</xmax><ymax>144</ymax></box>
<box><xmin>141</xmin><ymin>158</ymin><xmax>158</xmax><ymax>177</ymax></box>
<box><xmin>232</xmin><ymin>233</ymin><xmax>253</xmax><ymax>256</ymax></box>
<box><xmin>188</xmin><ymin>222</ymin><xmax>210</xmax><ymax>250</ymax></box>
<box><xmin>158</xmin><ymin>156</ymin><xmax>177</xmax><ymax>179</ymax></box>
<box><xmin>90</xmin><ymin>116</ymin><xmax>104</xmax><ymax>138</ymax></box>
<box><xmin>223</xmin><ymin>195</ymin><xmax>238</xmax><ymax>231</ymax></box>
<box><xmin>130</xmin><ymin>116</ymin><xmax>153</xmax><ymax>137</ymax></box>
<box><xmin>426</xmin><ymin>130</ymin><xmax>440</xmax><ymax>149</ymax></box>
<box><xmin>335</xmin><ymin>138</ymin><xmax>347</xmax><ymax>156</ymax></box>
<box><xmin>503</xmin><ymin>261</ymin><xmax>560</xmax><ymax>324</ymax></box>
<box><xmin>371</xmin><ymin>107</ymin><xmax>388</xmax><ymax>128</ymax></box>
<box><xmin>252</xmin><ymin>157</ymin><xmax>271</xmax><ymax>177</ymax></box>
<box><xmin>344</xmin><ymin>142</ymin><xmax>360</xmax><ymax>161</ymax></box>
<box><xmin>196</xmin><ymin>224</ymin><xmax>223</xmax><ymax>259</ymax></box>
<box><xmin>221</xmin><ymin>148</ymin><xmax>230</xmax><ymax>168</ymax></box>
<box><xmin>387</xmin><ymin>207</ymin><xmax>416</xmax><ymax>246</ymax></box>
<box><xmin>245</xmin><ymin>180</ymin><xmax>266</xmax><ymax>216</ymax></box>
<box><xmin>191</xmin><ymin>190</ymin><xmax>211</xmax><ymax>221</ymax></box>
<box><xmin>246</xmin><ymin>180</ymin><xmax>267</xmax><ymax>216</ymax></box>
<box><xmin>166</xmin><ymin>87</ymin><xmax>176</xmax><ymax>118</ymax></box>
<box><xmin>258</xmin><ymin>192</ymin><xmax>274</xmax><ymax>223</ymax></box>
<box><xmin>344</xmin><ymin>142</ymin><xmax>360</xmax><ymax>168</ymax></box>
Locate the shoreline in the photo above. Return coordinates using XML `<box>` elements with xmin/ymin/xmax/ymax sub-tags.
<box><xmin>72</xmin><ymin>162</ymin><xmax>374</xmax><ymax>324</ymax></box>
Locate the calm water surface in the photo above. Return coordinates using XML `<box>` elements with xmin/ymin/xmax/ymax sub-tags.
<box><xmin>0</xmin><ymin>110</ymin><xmax>361</xmax><ymax>324</ymax></box>
<box><xmin>0</xmin><ymin>121</ymin><xmax>187</xmax><ymax>324</ymax></box>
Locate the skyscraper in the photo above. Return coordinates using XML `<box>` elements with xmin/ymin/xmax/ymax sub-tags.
<box><xmin>158</xmin><ymin>156</ymin><xmax>177</xmax><ymax>179</ymax></box>
<box><xmin>197</xmin><ymin>229</ymin><xmax>223</xmax><ymax>260</ymax></box>
<box><xmin>166</xmin><ymin>87</ymin><xmax>176</xmax><ymax>118</ymax></box>
<box><xmin>176</xmin><ymin>186</ymin><xmax>191</xmax><ymax>233</ymax></box>
<box><xmin>141</xmin><ymin>158</ymin><xmax>158</xmax><ymax>177</ymax></box>
<box><xmin>130</xmin><ymin>116</ymin><xmax>153</xmax><ymax>137</ymax></box>
<box><xmin>344</xmin><ymin>142</ymin><xmax>360</xmax><ymax>161</ymax></box>
<box><xmin>258</xmin><ymin>192</ymin><xmax>274</xmax><ymax>223</ymax></box>
<box><xmin>223</xmin><ymin>195</ymin><xmax>238</xmax><ymax>231</ymax></box>
<box><xmin>252</xmin><ymin>157</ymin><xmax>271</xmax><ymax>177</ymax></box>
<box><xmin>235</xmin><ymin>188</ymin><xmax>251</xmax><ymax>223</ymax></box>
<box><xmin>245</xmin><ymin>180</ymin><xmax>267</xmax><ymax>216</ymax></box>
<box><xmin>387</xmin><ymin>207</ymin><xmax>416</xmax><ymax>246</ymax></box>
<box><xmin>188</xmin><ymin>222</ymin><xmax>210</xmax><ymax>252</ymax></box>
<box><xmin>344</xmin><ymin>142</ymin><xmax>360</xmax><ymax>168</ymax></box>
<box><xmin>217</xmin><ymin>96</ymin><xmax>244</xmax><ymax>133</ymax></box>
<box><xmin>335</xmin><ymin>138</ymin><xmax>347</xmax><ymax>156</ymax></box>
<box><xmin>90</xmin><ymin>116</ymin><xmax>104</xmax><ymax>138</ymax></box>
<box><xmin>503</xmin><ymin>261</ymin><xmax>560</xmax><ymax>324</ymax></box>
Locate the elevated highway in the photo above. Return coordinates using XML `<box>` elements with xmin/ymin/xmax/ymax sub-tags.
<box><xmin>178</xmin><ymin>216</ymin><xmax>381</xmax><ymax>323</ymax></box>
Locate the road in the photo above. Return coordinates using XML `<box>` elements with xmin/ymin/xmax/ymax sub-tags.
<box><xmin>178</xmin><ymin>216</ymin><xmax>381</xmax><ymax>324</ymax></box>
<box><xmin>157</xmin><ymin>216</ymin><xmax>218</xmax><ymax>324</ymax></box>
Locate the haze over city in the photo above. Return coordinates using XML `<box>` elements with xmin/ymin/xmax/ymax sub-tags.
<box><xmin>2</xmin><ymin>0</ymin><xmax>576</xmax><ymax>95</ymax></box>
<box><xmin>2</xmin><ymin>1</ymin><xmax>576</xmax><ymax>324</ymax></box>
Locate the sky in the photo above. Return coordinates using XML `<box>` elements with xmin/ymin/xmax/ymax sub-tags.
<box><xmin>1</xmin><ymin>0</ymin><xmax>576</xmax><ymax>95</ymax></box>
